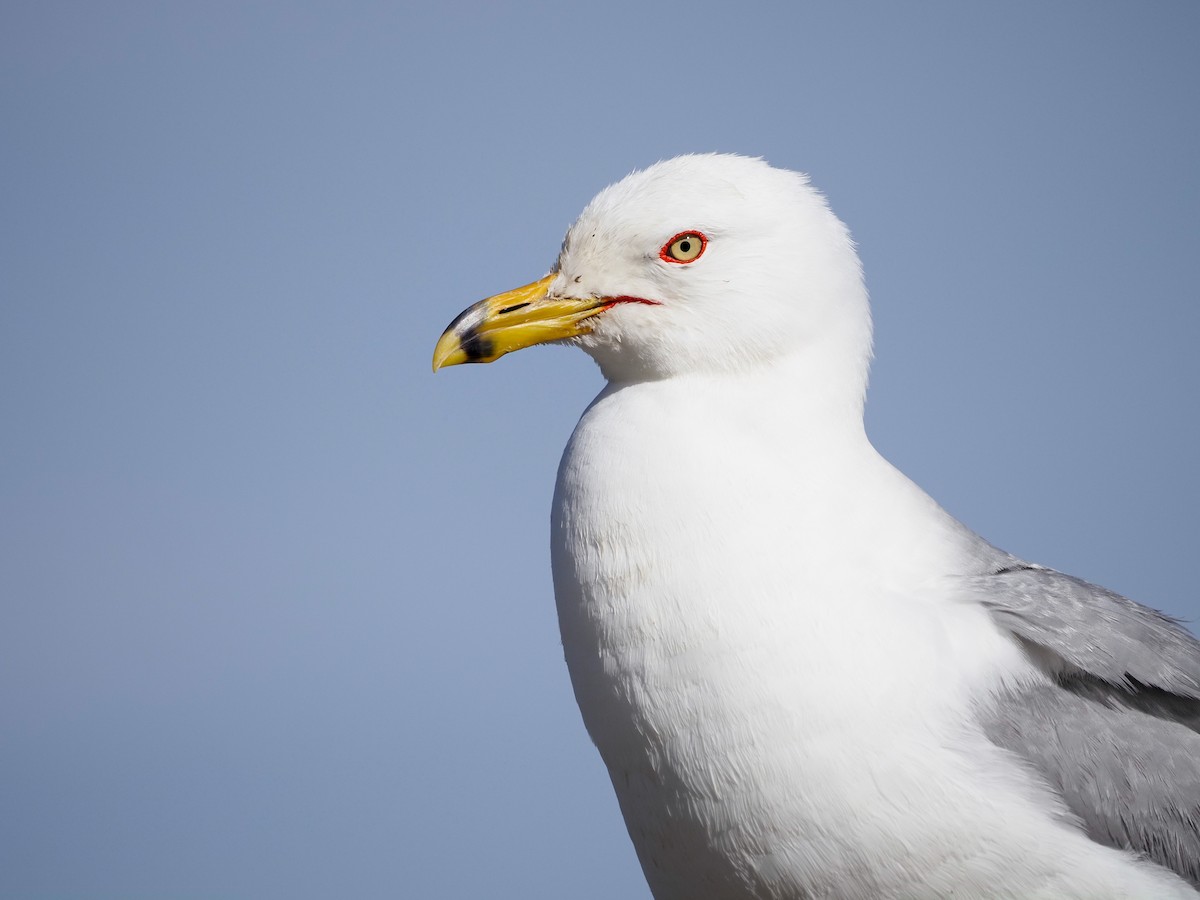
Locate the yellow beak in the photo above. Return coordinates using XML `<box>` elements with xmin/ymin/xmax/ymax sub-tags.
<box><xmin>432</xmin><ymin>274</ymin><xmax>610</xmax><ymax>371</ymax></box>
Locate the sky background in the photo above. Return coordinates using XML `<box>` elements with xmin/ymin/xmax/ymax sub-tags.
<box><xmin>2</xmin><ymin>2</ymin><xmax>1198</xmax><ymax>898</ymax></box>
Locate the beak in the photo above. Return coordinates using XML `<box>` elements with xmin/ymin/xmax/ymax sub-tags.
<box><xmin>432</xmin><ymin>274</ymin><xmax>610</xmax><ymax>371</ymax></box>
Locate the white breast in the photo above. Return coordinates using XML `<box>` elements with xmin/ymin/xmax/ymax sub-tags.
<box><xmin>549</xmin><ymin>371</ymin><xmax>1195</xmax><ymax>900</ymax></box>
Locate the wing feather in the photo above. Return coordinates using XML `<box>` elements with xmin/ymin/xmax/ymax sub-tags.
<box><xmin>966</xmin><ymin>565</ymin><xmax>1200</xmax><ymax>697</ymax></box>
<box><xmin>963</xmin><ymin>565</ymin><xmax>1200</xmax><ymax>887</ymax></box>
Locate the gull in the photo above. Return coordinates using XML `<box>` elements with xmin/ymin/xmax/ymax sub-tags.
<box><xmin>433</xmin><ymin>154</ymin><xmax>1200</xmax><ymax>898</ymax></box>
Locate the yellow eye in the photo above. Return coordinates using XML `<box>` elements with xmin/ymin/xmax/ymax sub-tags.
<box><xmin>661</xmin><ymin>231</ymin><xmax>707</xmax><ymax>264</ymax></box>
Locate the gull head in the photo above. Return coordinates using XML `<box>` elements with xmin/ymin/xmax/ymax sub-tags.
<box><xmin>434</xmin><ymin>153</ymin><xmax>871</xmax><ymax>387</ymax></box>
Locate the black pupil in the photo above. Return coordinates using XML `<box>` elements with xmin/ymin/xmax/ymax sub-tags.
<box><xmin>679</xmin><ymin>240</ymin><xmax>691</xmax><ymax>253</ymax></box>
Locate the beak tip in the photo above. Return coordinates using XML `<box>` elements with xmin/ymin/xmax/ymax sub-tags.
<box><xmin>432</xmin><ymin>331</ymin><xmax>465</xmax><ymax>372</ymax></box>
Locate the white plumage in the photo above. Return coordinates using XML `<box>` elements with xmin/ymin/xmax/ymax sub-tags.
<box><xmin>436</xmin><ymin>154</ymin><xmax>1200</xmax><ymax>898</ymax></box>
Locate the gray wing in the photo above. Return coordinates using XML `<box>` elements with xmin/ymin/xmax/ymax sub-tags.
<box><xmin>962</xmin><ymin>565</ymin><xmax>1200</xmax><ymax>887</ymax></box>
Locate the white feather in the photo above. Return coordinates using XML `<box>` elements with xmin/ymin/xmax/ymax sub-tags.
<box><xmin>544</xmin><ymin>155</ymin><xmax>1196</xmax><ymax>898</ymax></box>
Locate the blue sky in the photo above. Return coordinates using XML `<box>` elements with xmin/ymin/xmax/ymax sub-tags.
<box><xmin>2</xmin><ymin>2</ymin><xmax>1197</xmax><ymax>897</ymax></box>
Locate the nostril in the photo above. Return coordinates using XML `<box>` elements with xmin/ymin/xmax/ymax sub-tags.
<box><xmin>498</xmin><ymin>302</ymin><xmax>531</xmax><ymax>315</ymax></box>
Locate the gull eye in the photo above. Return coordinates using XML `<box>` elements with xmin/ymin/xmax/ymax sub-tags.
<box><xmin>660</xmin><ymin>231</ymin><xmax>707</xmax><ymax>264</ymax></box>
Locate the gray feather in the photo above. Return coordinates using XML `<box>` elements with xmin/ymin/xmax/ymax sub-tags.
<box><xmin>963</xmin><ymin>565</ymin><xmax>1200</xmax><ymax>886</ymax></box>
<box><xmin>981</xmin><ymin>679</ymin><xmax>1200</xmax><ymax>887</ymax></box>
<box><xmin>963</xmin><ymin>566</ymin><xmax>1200</xmax><ymax>698</ymax></box>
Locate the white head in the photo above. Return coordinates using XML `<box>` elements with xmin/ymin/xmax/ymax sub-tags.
<box><xmin>555</xmin><ymin>154</ymin><xmax>870</xmax><ymax>383</ymax></box>
<box><xmin>435</xmin><ymin>154</ymin><xmax>873</xmax><ymax>409</ymax></box>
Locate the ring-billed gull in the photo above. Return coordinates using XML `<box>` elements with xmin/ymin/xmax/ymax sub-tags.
<box><xmin>433</xmin><ymin>154</ymin><xmax>1199</xmax><ymax>898</ymax></box>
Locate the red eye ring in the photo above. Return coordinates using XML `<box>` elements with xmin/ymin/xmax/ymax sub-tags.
<box><xmin>660</xmin><ymin>230</ymin><xmax>708</xmax><ymax>264</ymax></box>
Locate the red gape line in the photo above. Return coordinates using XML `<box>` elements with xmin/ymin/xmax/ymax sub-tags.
<box><xmin>604</xmin><ymin>296</ymin><xmax>663</xmax><ymax>309</ymax></box>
